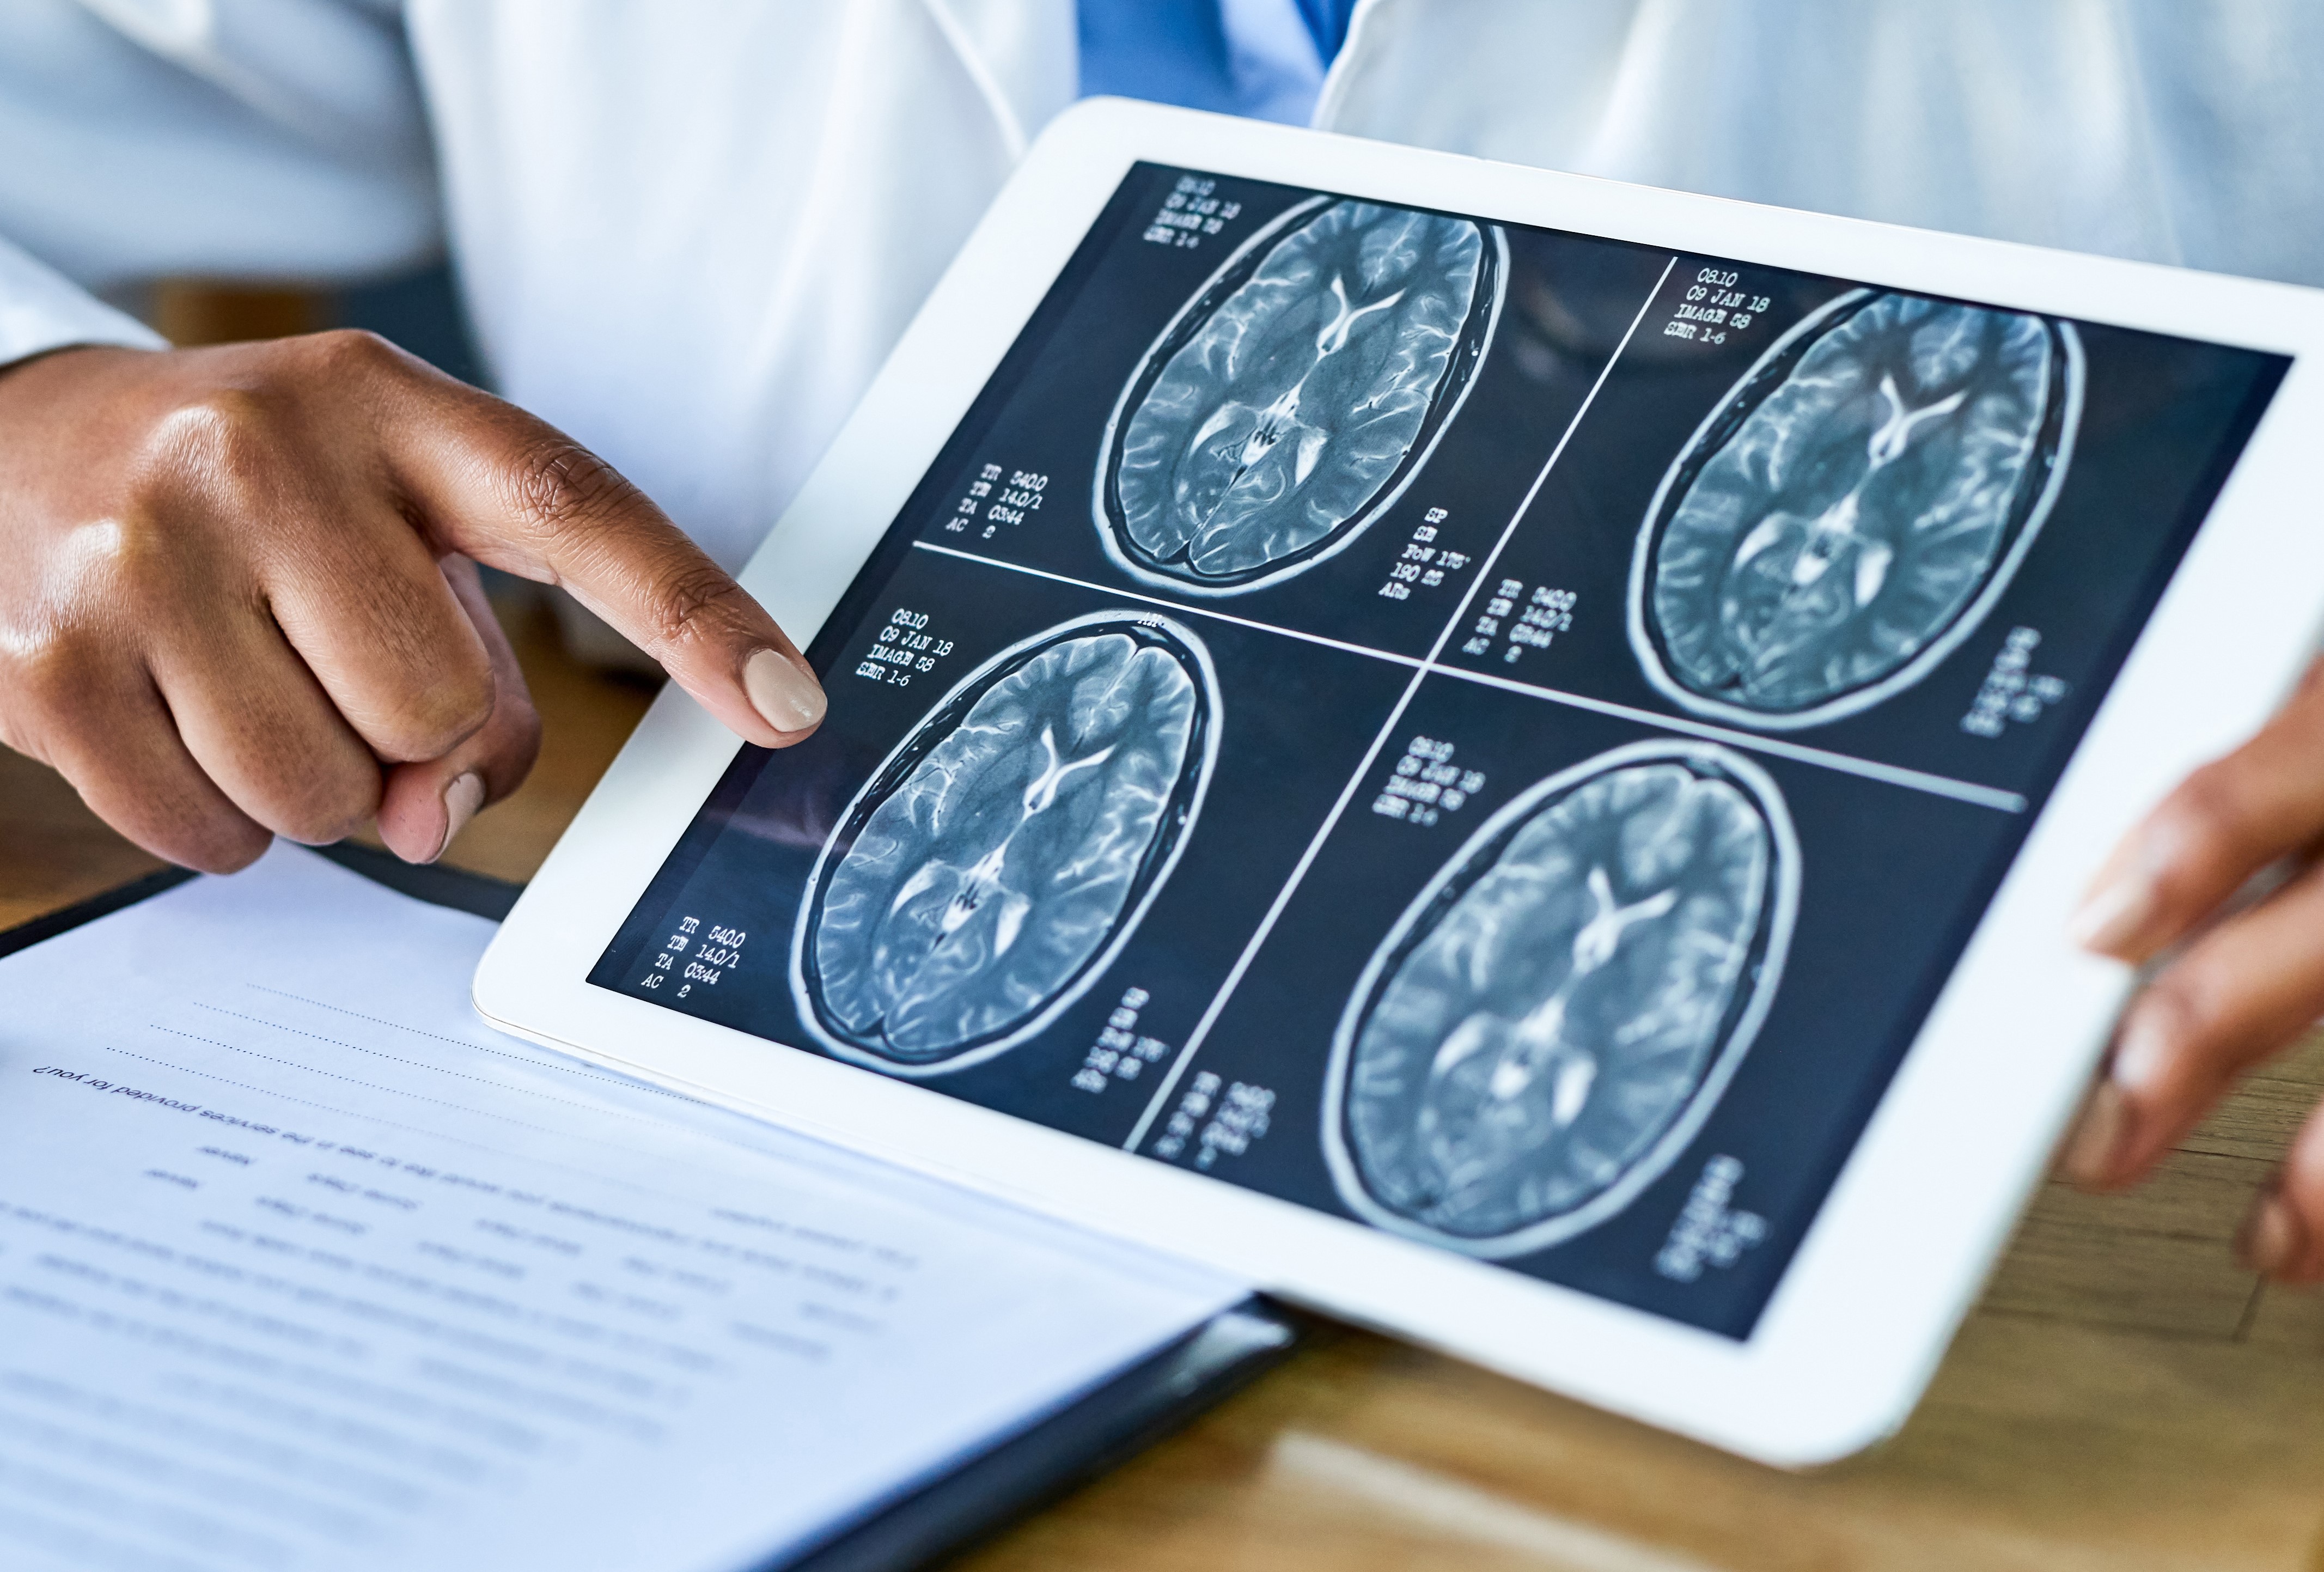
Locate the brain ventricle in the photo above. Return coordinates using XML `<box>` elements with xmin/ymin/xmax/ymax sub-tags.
<box><xmin>1108</xmin><ymin>200</ymin><xmax>1490</xmax><ymax>589</ymax></box>
<box><xmin>1644</xmin><ymin>293</ymin><xmax>2070</xmax><ymax>718</ymax></box>
<box><xmin>1341</xmin><ymin>757</ymin><xmax>1780</xmax><ymax>1247</ymax></box>
<box><xmin>809</xmin><ymin>627</ymin><xmax>1205</xmax><ymax>1066</ymax></box>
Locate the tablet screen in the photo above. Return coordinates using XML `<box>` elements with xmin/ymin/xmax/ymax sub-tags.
<box><xmin>589</xmin><ymin>163</ymin><xmax>2286</xmax><ymax>1337</ymax></box>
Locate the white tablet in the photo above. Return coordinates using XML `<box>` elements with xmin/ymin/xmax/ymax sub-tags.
<box><xmin>477</xmin><ymin>99</ymin><xmax>2324</xmax><ymax>1465</ymax></box>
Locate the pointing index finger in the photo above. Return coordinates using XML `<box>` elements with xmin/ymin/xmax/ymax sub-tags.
<box><xmin>384</xmin><ymin>375</ymin><xmax>825</xmax><ymax>745</ymax></box>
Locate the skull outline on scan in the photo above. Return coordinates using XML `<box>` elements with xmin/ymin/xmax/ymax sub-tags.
<box><xmin>1322</xmin><ymin>741</ymin><xmax>1799</xmax><ymax>1258</ymax></box>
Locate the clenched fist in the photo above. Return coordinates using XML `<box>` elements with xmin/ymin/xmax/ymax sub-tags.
<box><xmin>0</xmin><ymin>333</ymin><xmax>825</xmax><ymax>872</ymax></box>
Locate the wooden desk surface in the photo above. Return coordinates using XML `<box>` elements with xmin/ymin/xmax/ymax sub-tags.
<box><xmin>8</xmin><ymin>588</ymin><xmax>2322</xmax><ymax>1572</ymax></box>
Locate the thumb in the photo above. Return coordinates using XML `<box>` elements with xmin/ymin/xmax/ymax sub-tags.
<box><xmin>376</xmin><ymin>559</ymin><xmax>542</xmax><ymax>864</ymax></box>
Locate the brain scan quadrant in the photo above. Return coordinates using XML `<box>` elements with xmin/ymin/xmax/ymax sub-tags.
<box><xmin>1099</xmin><ymin>198</ymin><xmax>1505</xmax><ymax>594</ymax></box>
<box><xmin>1632</xmin><ymin>290</ymin><xmax>2083</xmax><ymax>729</ymax></box>
<box><xmin>794</xmin><ymin>615</ymin><xmax>1220</xmax><ymax>1075</ymax></box>
<box><xmin>1326</xmin><ymin>744</ymin><xmax>1797</xmax><ymax>1256</ymax></box>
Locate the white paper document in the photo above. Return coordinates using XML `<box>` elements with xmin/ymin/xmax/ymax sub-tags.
<box><xmin>0</xmin><ymin>845</ymin><xmax>1243</xmax><ymax>1572</ymax></box>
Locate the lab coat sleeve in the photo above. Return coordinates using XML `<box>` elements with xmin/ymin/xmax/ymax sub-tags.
<box><xmin>0</xmin><ymin>230</ymin><xmax>165</xmax><ymax>368</ymax></box>
<box><xmin>0</xmin><ymin>0</ymin><xmax>439</xmax><ymax>295</ymax></box>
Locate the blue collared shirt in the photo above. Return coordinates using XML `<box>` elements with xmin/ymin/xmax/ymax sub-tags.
<box><xmin>1079</xmin><ymin>0</ymin><xmax>1359</xmax><ymax>125</ymax></box>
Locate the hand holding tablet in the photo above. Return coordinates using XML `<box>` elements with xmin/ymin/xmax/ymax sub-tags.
<box><xmin>2068</xmin><ymin>656</ymin><xmax>2324</xmax><ymax>1280</ymax></box>
<box><xmin>478</xmin><ymin>101</ymin><xmax>2324</xmax><ymax>1463</ymax></box>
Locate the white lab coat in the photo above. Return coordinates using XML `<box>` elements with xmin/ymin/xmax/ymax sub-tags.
<box><xmin>2</xmin><ymin>0</ymin><xmax>1079</xmax><ymax>570</ymax></box>
<box><xmin>1327</xmin><ymin>0</ymin><xmax>2324</xmax><ymax>285</ymax></box>
<box><xmin>7</xmin><ymin>0</ymin><xmax>2322</xmax><ymax>570</ymax></box>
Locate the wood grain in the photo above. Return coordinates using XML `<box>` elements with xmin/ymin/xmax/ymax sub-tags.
<box><xmin>0</xmin><ymin>750</ymin><xmax>168</xmax><ymax>929</ymax></box>
<box><xmin>144</xmin><ymin>281</ymin><xmax>324</xmax><ymax>347</ymax></box>
<box><xmin>9</xmin><ymin>584</ymin><xmax>2323</xmax><ymax>1572</ymax></box>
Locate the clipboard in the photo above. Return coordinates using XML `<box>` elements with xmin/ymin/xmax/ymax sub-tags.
<box><xmin>1</xmin><ymin>842</ymin><xmax>1304</xmax><ymax>1572</ymax></box>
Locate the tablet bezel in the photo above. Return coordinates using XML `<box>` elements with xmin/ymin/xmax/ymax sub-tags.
<box><xmin>477</xmin><ymin>98</ymin><xmax>2324</xmax><ymax>1465</ymax></box>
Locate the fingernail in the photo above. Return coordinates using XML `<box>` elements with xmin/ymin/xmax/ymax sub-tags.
<box><xmin>745</xmin><ymin>649</ymin><xmax>826</xmax><ymax>734</ymax></box>
<box><xmin>2068</xmin><ymin>868</ymin><xmax>2156</xmax><ymax>955</ymax></box>
<box><xmin>2237</xmin><ymin>1187</ymin><xmax>2302</xmax><ymax>1276</ymax></box>
<box><xmin>430</xmin><ymin>772</ymin><xmax>485</xmax><ymax>864</ymax></box>
<box><xmin>2059</xmin><ymin>1079</ymin><xmax>2128</xmax><ymax>1188</ymax></box>
<box><xmin>2109</xmin><ymin>1008</ymin><xmax>2175</xmax><ymax>1098</ymax></box>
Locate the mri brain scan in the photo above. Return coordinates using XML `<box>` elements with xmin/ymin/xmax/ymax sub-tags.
<box><xmin>1099</xmin><ymin>198</ymin><xmax>1502</xmax><ymax>593</ymax></box>
<box><xmin>1329</xmin><ymin>746</ymin><xmax>1792</xmax><ymax>1254</ymax></box>
<box><xmin>1633</xmin><ymin>291</ymin><xmax>2081</xmax><ymax>727</ymax></box>
<box><xmin>795</xmin><ymin>617</ymin><xmax>1216</xmax><ymax>1074</ymax></box>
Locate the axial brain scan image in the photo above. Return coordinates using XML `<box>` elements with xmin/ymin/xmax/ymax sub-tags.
<box><xmin>1333</xmin><ymin>748</ymin><xmax>1790</xmax><ymax>1252</ymax></box>
<box><xmin>1100</xmin><ymin>199</ymin><xmax>1499</xmax><ymax>592</ymax></box>
<box><xmin>797</xmin><ymin>618</ymin><xmax>1215</xmax><ymax>1072</ymax></box>
<box><xmin>1636</xmin><ymin>291</ymin><xmax>2080</xmax><ymax>724</ymax></box>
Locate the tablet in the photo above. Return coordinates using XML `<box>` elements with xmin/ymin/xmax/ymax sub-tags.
<box><xmin>477</xmin><ymin>99</ymin><xmax>2324</xmax><ymax>1465</ymax></box>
